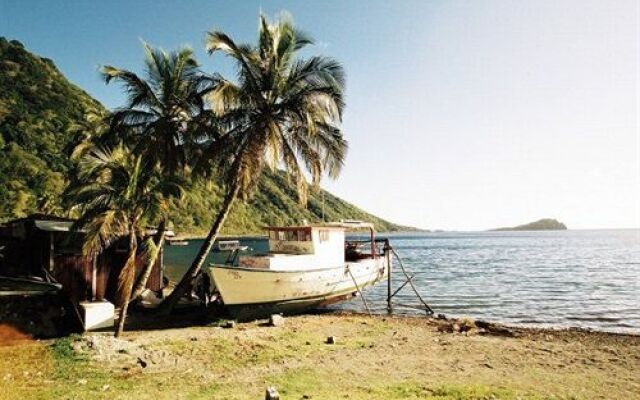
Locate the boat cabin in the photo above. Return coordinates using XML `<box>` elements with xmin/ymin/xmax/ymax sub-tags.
<box><xmin>236</xmin><ymin>222</ymin><xmax>377</xmax><ymax>271</ymax></box>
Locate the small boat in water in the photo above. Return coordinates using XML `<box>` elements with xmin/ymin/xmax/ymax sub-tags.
<box><xmin>213</xmin><ymin>240</ymin><xmax>249</xmax><ymax>252</ymax></box>
<box><xmin>207</xmin><ymin>221</ymin><xmax>390</xmax><ymax>320</ymax></box>
<box><xmin>167</xmin><ymin>239</ymin><xmax>189</xmax><ymax>246</ymax></box>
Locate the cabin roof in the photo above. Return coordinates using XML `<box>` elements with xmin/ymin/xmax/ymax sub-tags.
<box><xmin>0</xmin><ymin>214</ymin><xmax>175</xmax><ymax>236</ymax></box>
<box><xmin>265</xmin><ymin>221</ymin><xmax>375</xmax><ymax>232</ymax></box>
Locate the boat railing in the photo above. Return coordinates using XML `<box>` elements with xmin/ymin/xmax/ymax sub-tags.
<box><xmin>344</xmin><ymin>238</ymin><xmax>389</xmax><ymax>260</ymax></box>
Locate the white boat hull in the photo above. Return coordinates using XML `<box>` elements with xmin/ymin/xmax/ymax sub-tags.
<box><xmin>208</xmin><ymin>257</ymin><xmax>389</xmax><ymax>320</ymax></box>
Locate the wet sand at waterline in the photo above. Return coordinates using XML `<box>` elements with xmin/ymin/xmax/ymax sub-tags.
<box><xmin>1</xmin><ymin>314</ymin><xmax>638</xmax><ymax>399</ymax></box>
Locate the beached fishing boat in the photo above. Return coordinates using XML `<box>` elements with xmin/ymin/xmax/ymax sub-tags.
<box><xmin>208</xmin><ymin>221</ymin><xmax>390</xmax><ymax>320</ymax></box>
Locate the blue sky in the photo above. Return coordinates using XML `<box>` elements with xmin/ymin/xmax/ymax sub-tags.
<box><xmin>2</xmin><ymin>0</ymin><xmax>638</xmax><ymax>230</ymax></box>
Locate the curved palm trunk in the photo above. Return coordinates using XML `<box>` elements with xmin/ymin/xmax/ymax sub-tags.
<box><xmin>129</xmin><ymin>219</ymin><xmax>166</xmax><ymax>302</ymax></box>
<box><xmin>115</xmin><ymin>230</ymin><xmax>138</xmax><ymax>337</ymax></box>
<box><xmin>158</xmin><ymin>182</ymin><xmax>240</xmax><ymax>313</ymax></box>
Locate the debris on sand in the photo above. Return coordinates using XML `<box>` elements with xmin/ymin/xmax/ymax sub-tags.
<box><xmin>433</xmin><ymin>316</ymin><xmax>517</xmax><ymax>337</ymax></box>
<box><xmin>71</xmin><ymin>335</ymin><xmax>181</xmax><ymax>371</ymax></box>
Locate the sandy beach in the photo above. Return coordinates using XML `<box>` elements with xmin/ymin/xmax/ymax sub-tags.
<box><xmin>1</xmin><ymin>313</ymin><xmax>638</xmax><ymax>399</ymax></box>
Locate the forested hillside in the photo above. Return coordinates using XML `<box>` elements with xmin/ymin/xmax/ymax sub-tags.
<box><xmin>0</xmin><ymin>38</ymin><xmax>413</xmax><ymax>234</ymax></box>
<box><xmin>0</xmin><ymin>37</ymin><xmax>107</xmax><ymax>217</ymax></box>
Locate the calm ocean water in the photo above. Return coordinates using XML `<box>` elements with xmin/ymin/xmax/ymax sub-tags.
<box><xmin>164</xmin><ymin>229</ymin><xmax>640</xmax><ymax>333</ymax></box>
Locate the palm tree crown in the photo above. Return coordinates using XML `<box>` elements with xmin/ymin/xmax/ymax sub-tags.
<box><xmin>201</xmin><ymin>14</ymin><xmax>348</xmax><ymax>202</ymax></box>
<box><xmin>101</xmin><ymin>44</ymin><xmax>210</xmax><ymax>174</ymax></box>
<box><xmin>67</xmin><ymin>146</ymin><xmax>182</xmax><ymax>256</ymax></box>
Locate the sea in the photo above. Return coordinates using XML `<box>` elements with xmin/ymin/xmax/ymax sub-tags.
<box><xmin>164</xmin><ymin>229</ymin><xmax>640</xmax><ymax>333</ymax></box>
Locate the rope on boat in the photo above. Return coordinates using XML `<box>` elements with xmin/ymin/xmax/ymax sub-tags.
<box><xmin>389</xmin><ymin>247</ymin><xmax>434</xmax><ymax>315</ymax></box>
<box><xmin>346</xmin><ymin>264</ymin><xmax>372</xmax><ymax>316</ymax></box>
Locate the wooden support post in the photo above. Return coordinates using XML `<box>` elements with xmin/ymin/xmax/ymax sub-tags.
<box><xmin>347</xmin><ymin>265</ymin><xmax>372</xmax><ymax>315</ymax></box>
<box><xmin>370</xmin><ymin>228</ymin><xmax>375</xmax><ymax>258</ymax></box>
<box><xmin>49</xmin><ymin>232</ymin><xmax>55</xmax><ymax>274</ymax></box>
<box><xmin>91</xmin><ymin>257</ymin><xmax>97</xmax><ymax>301</ymax></box>
<box><xmin>386</xmin><ymin>240</ymin><xmax>393</xmax><ymax>315</ymax></box>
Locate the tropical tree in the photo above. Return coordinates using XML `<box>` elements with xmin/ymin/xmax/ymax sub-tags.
<box><xmin>161</xmin><ymin>14</ymin><xmax>348</xmax><ymax>311</ymax></box>
<box><xmin>98</xmin><ymin>43</ymin><xmax>210</xmax><ymax>299</ymax></box>
<box><xmin>66</xmin><ymin>146</ymin><xmax>184</xmax><ymax>336</ymax></box>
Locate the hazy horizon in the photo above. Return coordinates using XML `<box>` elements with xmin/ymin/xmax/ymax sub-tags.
<box><xmin>2</xmin><ymin>0</ymin><xmax>638</xmax><ymax>231</ymax></box>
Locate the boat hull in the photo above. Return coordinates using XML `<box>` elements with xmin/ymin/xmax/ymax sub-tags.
<box><xmin>209</xmin><ymin>257</ymin><xmax>388</xmax><ymax>321</ymax></box>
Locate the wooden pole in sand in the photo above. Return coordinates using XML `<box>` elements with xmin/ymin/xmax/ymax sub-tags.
<box><xmin>386</xmin><ymin>239</ymin><xmax>393</xmax><ymax>314</ymax></box>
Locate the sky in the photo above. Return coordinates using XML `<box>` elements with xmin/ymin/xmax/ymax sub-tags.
<box><xmin>2</xmin><ymin>0</ymin><xmax>638</xmax><ymax>230</ymax></box>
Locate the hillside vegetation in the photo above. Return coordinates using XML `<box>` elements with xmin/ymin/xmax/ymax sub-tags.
<box><xmin>493</xmin><ymin>218</ymin><xmax>567</xmax><ymax>231</ymax></box>
<box><xmin>169</xmin><ymin>171</ymin><xmax>412</xmax><ymax>235</ymax></box>
<box><xmin>0</xmin><ymin>37</ymin><xmax>107</xmax><ymax>217</ymax></box>
<box><xmin>0</xmin><ymin>38</ymin><xmax>411</xmax><ymax>234</ymax></box>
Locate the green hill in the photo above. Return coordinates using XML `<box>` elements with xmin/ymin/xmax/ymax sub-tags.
<box><xmin>0</xmin><ymin>38</ymin><xmax>413</xmax><ymax>234</ymax></box>
<box><xmin>0</xmin><ymin>37</ymin><xmax>107</xmax><ymax>217</ymax></box>
<box><xmin>168</xmin><ymin>171</ymin><xmax>414</xmax><ymax>235</ymax></box>
<box><xmin>492</xmin><ymin>218</ymin><xmax>567</xmax><ymax>231</ymax></box>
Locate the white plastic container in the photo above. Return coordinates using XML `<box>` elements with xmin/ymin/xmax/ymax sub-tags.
<box><xmin>79</xmin><ymin>301</ymin><xmax>114</xmax><ymax>331</ymax></box>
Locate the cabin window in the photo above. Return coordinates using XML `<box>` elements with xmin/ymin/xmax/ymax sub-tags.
<box><xmin>297</xmin><ymin>230</ymin><xmax>305</xmax><ymax>241</ymax></box>
<box><xmin>277</xmin><ymin>231</ymin><xmax>286</xmax><ymax>241</ymax></box>
<box><xmin>269</xmin><ymin>231</ymin><xmax>277</xmax><ymax>240</ymax></box>
<box><xmin>319</xmin><ymin>230</ymin><xmax>330</xmax><ymax>242</ymax></box>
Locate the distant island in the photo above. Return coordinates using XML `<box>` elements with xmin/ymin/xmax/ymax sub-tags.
<box><xmin>492</xmin><ymin>218</ymin><xmax>567</xmax><ymax>231</ymax></box>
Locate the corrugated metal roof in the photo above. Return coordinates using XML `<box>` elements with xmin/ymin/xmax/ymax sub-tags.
<box><xmin>34</xmin><ymin>220</ymin><xmax>76</xmax><ymax>232</ymax></box>
<box><xmin>33</xmin><ymin>220</ymin><xmax>175</xmax><ymax>236</ymax></box>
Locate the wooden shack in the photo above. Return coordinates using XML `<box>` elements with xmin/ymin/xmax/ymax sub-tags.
<box><xmin>0</xmin><ymin>214</ymin><xmax>169</xmax><ymax>305</ymax></box>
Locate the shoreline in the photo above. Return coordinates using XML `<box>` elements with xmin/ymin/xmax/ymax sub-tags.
<box><xmin>332</xmin><ymin>310</ymin><xmax>640</xmax><ymax>337</ymax></box>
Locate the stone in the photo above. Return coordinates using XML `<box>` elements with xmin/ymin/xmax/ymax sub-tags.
<box><xmin>437</xmin><ymin>323</ymin><xmax>454</xmax><ymax>333</ymax></box>
<box><xmin>265</xmin><ymin>386</ymin><xmax>280</xmax><ymax>400</ymax></box>
<box><xmin>326</xmin><ymin>336</ymin><xmax>337</xmax><ymax>344</ymax></box>
<box><xmin>136</xmin><ymin>357</ymin><xmax>147</xmax><ymax>368</ymax></box>
<box><xmin>269</xmin><ymin>314</ymin><xmax>285</xmax><ymax>327</ymax></box>
<box><xmin>224</xmin><ymin>320</ymin><xmax>236</xmax><ymax>329</ymax></box>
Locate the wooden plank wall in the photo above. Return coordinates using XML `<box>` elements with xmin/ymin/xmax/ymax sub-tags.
<box><xmin>52</xmin><ymin>254</ymin><xmax>93</xmax><ymax>303</ymax></box>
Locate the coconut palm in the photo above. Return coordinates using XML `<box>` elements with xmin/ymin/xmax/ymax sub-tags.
<box><xmin>67</xmin><ymin>145</ymin><xmax>184</xmax><ymax>336</ymax></box>
<box><xmin>101</xmin><ymin>43</ymin><xmax>209</xmax><ymax>172</ymax></box>
<box><xmin>99</xmin><ymin>43</ymin><xmax>211</xmax><ymax>300</ymax></box>
<box><xmin>161</xmin><ymin>14</ymin><xmax>348</xmax><ymax>311</ymax></box>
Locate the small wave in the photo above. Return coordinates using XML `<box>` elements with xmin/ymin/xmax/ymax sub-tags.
<box><xmin>565</xmin><ymin>316</ymin><xmax>622</xmax><ymax>323</ymax></box>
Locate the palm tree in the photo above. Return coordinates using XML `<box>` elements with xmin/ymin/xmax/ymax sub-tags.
<box><xmin>66</xmin><ymin>146</ymin><xmax>184</xmax><ymax>336</ymax></box>
<box><xmin>161</xmin><ymin>14</ymin><xmax>348</xmax><ymax>311</ymax></box>
<box><xmin>98</xmin><ymin>43</ymin><xmax>209</xmax><ymax>300</ymax></box>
